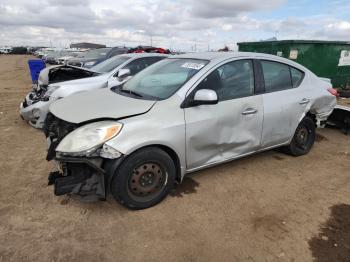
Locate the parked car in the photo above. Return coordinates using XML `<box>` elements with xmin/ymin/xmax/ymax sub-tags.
<box><xmin>20</xmin><ymin>53</ymin><xmax>167</xmax><ymax>128</ymax></box>
<box><xmin>44</xmin><ymin>52</ymin><xmax>337</xmax><ymax>209</ymax></box>
<box><xmin>42</xmin><ymin>50</ymin><xmax>79</xmax><ymax>64</ymax></box>
<box><xmin>42</xmin><ymin>50</ymin><xmax>64</xmax><ymax>64</ymax></box>
<box><xmin>67</xmin><ymin>47</ymin><xmax>129</xmax><ymax>68</ymax></box>
<box><xmin>128</xmin><ymin>46</ymin><xmax>171</xmax><ymax>54</ymax></box>
<box><xmin>55</xmin><ymin>52</ymin><xmax>83</xmax><ymax>65</ymax></box>
<box><xmin>0</xmin><ymin>46</ymin><xmax>13</xmax><ymax>54</ymax></box>
<box><xmin>35</xmin><ymin>48</ymin><xmax>57</xmax><ymax>59</ymax></box>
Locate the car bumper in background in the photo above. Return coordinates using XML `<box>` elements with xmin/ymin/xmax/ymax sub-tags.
<box><xmin>327</xmin><ymin>104</ymin><xmax>350</xmax><ymax>134</ymax></box>
<box><xmin>20</xmin><ymin>99</ymin><xmax>51</xmax><ymax>129</ymax></box>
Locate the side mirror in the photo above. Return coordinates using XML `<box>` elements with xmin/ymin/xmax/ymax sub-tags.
<box><xmin>117</xmin><ymin>68</ymin><xmax>131</xmax><ymax>79</ymax></box>
<box><xmin>193</xmin><ymin>89</ymin><xmax>218</xmax><ymax>105</ymax></box>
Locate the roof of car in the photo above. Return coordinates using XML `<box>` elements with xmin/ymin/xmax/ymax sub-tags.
<box><xmin>170</xmin><ymin>51</ymin><xmax>286</xmax><ymax>61</ymax></box>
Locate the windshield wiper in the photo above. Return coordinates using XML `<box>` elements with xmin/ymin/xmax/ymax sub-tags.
<box><xmin>111</xmin><ymin>86</ymin><xmax>159</xmax><ymax>100</ymax></box>
<box><xmin>119</xmin><ymin>88</ymin><xmax>143</xmax><ymax>98</ymax></box>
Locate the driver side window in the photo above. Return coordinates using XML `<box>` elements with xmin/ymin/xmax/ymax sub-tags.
<box><xmin>196</xmin><ymin>60</ymin><xmax>255</xmax><ymax>101</ymax></box>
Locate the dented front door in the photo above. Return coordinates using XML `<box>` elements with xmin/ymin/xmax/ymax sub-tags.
<box><xmin>184</xmin><ymin>59</ymin><xmax>263</xmax><ymax>170</ymax></box>
<box><xmin>185</xmin><ymin>96</ymin><xmax>263</xmax><ymax>170</ymax></box>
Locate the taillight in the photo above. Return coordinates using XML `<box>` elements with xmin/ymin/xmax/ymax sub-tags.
<box><xmin>327</xmin><ymin>88</ymin><xmax>339</xmax><ymax>97</ymax></box>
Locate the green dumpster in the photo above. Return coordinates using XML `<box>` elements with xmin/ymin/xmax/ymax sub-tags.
<box><xmin>237</xmin><ymin>40</ymin><xmax>350</xmax><ymax>89</ymax></box>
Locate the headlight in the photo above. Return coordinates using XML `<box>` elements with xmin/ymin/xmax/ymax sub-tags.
<box><xmin>42</xmin><ymin>85</ymin><xmax>60</xmax><ymax>100</ymax></box>
<box><xmin>56</xmin><ymin>121</ymin><xmax>123</xmax><ymax>155</ymax></box>
<box><xmin>83</xmin><ymin>61</ymin><xmax>96</xmax><ymax>67</ymax></box>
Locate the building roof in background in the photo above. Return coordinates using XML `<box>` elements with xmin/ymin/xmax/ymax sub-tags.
<box><xmin>70</xmin><ymin>42</ymin><xmax>106</xmax><ymax>49</ymax></box>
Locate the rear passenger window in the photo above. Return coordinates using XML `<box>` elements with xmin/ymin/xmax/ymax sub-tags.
<box><xmin>290</xmin><ymin>67</ymin><xmax>304</xmax><ymax>88</ymax></box>
<box><xmin>261</xmin><ymin>61</ymin><xmax>292</xmax><ymax>92</ymax></box>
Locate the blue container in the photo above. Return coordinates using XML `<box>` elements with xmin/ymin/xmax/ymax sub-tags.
<box><xmin>28</xmin><ymin>59</ymin><xmax>46</xmax><ymax>84</ymax></box>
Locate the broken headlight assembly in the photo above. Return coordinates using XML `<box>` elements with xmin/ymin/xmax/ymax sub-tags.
<box><xmin>56</xmin><ymin>121</ymin><xmax>123</xmax><ymax>157</ymax></box>
<box><xmin>41</xmin><ymin>85</ymin><xmax>60</xmax><ymax>101</ymax></box>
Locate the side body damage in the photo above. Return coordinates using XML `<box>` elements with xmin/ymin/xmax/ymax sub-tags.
<box><xmin>41</xmin><ymin>52</ymin><xmax>338</xmax><ymax>208</ymax></box>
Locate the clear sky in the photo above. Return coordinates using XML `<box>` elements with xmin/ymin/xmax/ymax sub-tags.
<box><xmin>0</xmin><ymin>0</ymin><xmax>349</xmax><ymax>51</ymax></box>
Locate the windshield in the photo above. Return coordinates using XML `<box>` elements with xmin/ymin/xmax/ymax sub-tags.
<box><xmin>79</xmin><ymin>48</ymin><xmax>112</xmax><ymax>59</ymax></box>
<box><xmin>91</xmin><ymin>55</ymin><xmax>130</xmax><ymax>73</ymax></box>
<box><xmin>120</xmin><ymin>58</ymin><xmax>209</xmax><ymax>100</ymax></box>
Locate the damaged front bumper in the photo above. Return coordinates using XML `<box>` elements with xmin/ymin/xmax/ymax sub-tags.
<box><xmin>48</xmin><ymin>156</ymin><xmax>124</xmax><ymax>202</ymax></box>
<box><xmin>20</xmin><ymin>98</ymin><xmax>51</xmax><ymax>129</ymax></box>
<box><xmin>49</xmin><ymin>157</ymin><xmax>106</xmax><ymax>202</ymax></box>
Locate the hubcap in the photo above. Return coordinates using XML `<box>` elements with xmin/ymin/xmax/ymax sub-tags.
<box><xmin>129</xmin><ymin>163</ymin><xmax>165</xmax><ymax>198</ymax></box>
<box><xmin>295</xmin><ymin>126</ymin><xmax>309</xmax><ymax>148</ymax></box>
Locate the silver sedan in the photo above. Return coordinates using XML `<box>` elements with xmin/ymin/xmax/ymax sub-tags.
<box><xmin>45</xmin><ymin>52</ymin><xmax>337</xmax><ymax>209</ymax></box>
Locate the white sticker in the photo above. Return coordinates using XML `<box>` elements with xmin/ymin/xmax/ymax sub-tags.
<box><xmin>181</xmin><ymin>62</ymin><xmax>205</xmax><ymax>70</ymax></box>
<box><xmin>339</xmin><ymin>50</ymin><xmax>350</xmax><ymax>66</ymax></box>
<box><xmin>289</xmin><ymin>50</ymin><xmax>298</xmax><ymax>60</ymax></box>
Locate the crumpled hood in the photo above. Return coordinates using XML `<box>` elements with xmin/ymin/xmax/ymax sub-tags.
<box><xmin>38</xmin><ymin>65</ymin><xmax>101</xmax><ymax>87</ymax></box>
<box><xmin>51</xmin><ymin>73</ymin><xmax>107</xmax><ymax>87</ymax></box>
<box><xmin>50</xmin><ymin>88</ymin><xmax>156</xmax><ymax>124</ymax></box>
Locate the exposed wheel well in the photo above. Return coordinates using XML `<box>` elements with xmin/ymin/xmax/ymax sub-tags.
<box><xmin>306</xmin><ymin>112</ymin><xmax>317</xmax><ymax>127</ymax></box>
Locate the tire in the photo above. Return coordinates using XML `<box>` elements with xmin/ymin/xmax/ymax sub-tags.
<box><xmin>110</xmin><ymin>147</ymin><xmax>176</xmax><ymax>210</ymax></box>
<box><xmin>283</xmin><ymin>116</ymin><xmax>316</xmax><ymax>156</ymax></box>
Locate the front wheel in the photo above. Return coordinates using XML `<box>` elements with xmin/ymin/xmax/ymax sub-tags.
<box><xmin>110</xmin><ymin>147</ymin><xmax>176</xmax><ymax>210</ymax></box>
<box><xmin>283</xmin><ymin>116</ymin><xmax>316</xmax><ymax>156</ymax></box>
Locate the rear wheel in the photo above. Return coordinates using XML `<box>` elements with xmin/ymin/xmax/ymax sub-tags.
<box><xmin>110</xmin><ymin>147</ymin><xmax>175</xmax><ymax>210</ymax></box>
<box><xmin>283</xmin><ymin>116</ymin><xmax>316</xmax><ymax>156</ymax></box>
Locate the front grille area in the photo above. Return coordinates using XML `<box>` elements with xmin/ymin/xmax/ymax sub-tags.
<box><xmin>24</xmin><ymin>90</ymin><xmax>47</xmax><ymax>108</ymax></box>
<box><xmin>22</xmin><ymin>98</ymin><xmax>28</xmax><ymax>108</ymax></box>
<box><xmin>44</xmin><ymin>113</ymin><xmax>79</xmax><ymax>161</ymax></box>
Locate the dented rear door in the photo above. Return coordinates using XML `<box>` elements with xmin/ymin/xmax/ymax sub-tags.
<box><xmin>259</xmin><ymin>60</ymin><xmax>310</xmax><ymax>148</ymax></box>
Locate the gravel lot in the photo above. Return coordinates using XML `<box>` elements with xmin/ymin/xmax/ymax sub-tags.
<box><xmin>0</xmin><ymin>55</ymin><xmax>349</xmax><ymax>262</ymax></box>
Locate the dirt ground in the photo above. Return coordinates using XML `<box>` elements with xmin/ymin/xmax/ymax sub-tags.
<box><xmin>0</xmin><ymin>55</ymin><xmax>349</xmax><ymax>262</ymax></box>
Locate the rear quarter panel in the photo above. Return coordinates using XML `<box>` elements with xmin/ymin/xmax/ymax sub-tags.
<box><xmin>308</xmin><ymin>74</ymin><xmax>337</xmax><ymax>125</ymax></box>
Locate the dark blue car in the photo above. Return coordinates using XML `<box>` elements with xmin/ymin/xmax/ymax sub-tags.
<box><xmin>67</xmin><ymin>47</ymin><xmax>129</xmax><ymax>68</ymax></box>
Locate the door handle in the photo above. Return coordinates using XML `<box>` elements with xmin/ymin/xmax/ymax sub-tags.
<box><xmin>242</xmin><ymin>108</ymin><xmax>257</xmax><ymax>115</ymax></box>
<box><xmin>299</xmin><ymin>98</ymin><xmax>310</xmax><ymax>105</ymax></box>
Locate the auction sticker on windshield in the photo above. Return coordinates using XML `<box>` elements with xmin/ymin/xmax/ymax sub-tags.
<box><xmin>181</xmin><ymin>63</ymin><xmax>205</xmax><ymax>70</ymax></box>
